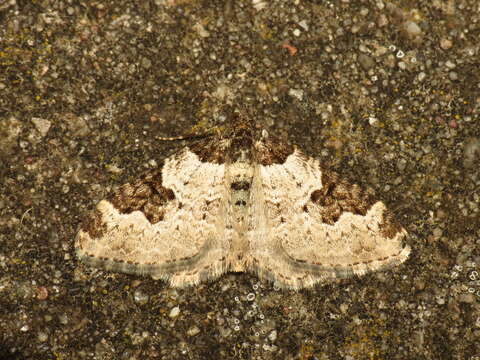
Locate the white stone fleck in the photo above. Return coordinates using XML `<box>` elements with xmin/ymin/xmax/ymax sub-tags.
<box><xmin>169</xmin><ymin>306</ymin><xmax>180</xmax><ymax>318</ymax></box>
<box><xmin>31</xmin><ymin>117</ymin><xmax>51</xmax><ymax>137</ymax></box>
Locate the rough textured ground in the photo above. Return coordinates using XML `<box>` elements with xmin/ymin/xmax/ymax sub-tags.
<box><xmin>1</xmin><ymin>0</ymin><xmax>479</xmax><ymax>359</ymax></box>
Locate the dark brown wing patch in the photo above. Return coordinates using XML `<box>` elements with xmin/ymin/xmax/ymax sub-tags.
<box><xmin>189</xmin><ymin>139</ymin><xmax>227</xmax><ymax>164</ymax></box>
<box><xmin>79</xmin><ymin>208</ymin><xmax>107</xmax><ymax>240</ymax></box>
<box><xmin>308</xmin><ymin>170</ymin><xmax>377</xmax><ymax>225</ymax></box>
<box><xmin>378</xmin><ymin>210</ymin><xmax>404</xmax><ymax>239</ymax></box>
<box><xmin>255</xmin><ymin>136</ymin><xmax>294</xmax><ymax>166</ymax></box>
<box><xmin>108</xmin><ymin>166</ymin><xmax>175</xmax><ymax>224</ymax></box>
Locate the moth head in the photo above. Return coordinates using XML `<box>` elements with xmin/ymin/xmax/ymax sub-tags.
<box><xmin>222</xmin><ymin>115</ymin><xmax>255</xmax><ymax>141</ymax></box>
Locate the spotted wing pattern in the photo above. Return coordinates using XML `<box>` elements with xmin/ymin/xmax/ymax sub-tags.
<box><xmin>248</xmin><ymin>148</ymin><xmax>410</xmax><ymax>289</ymax></box>
<box><xmin>75</xmin><ymin>148</ymin><xmax>230</xmax><ymax>287</ymax></box>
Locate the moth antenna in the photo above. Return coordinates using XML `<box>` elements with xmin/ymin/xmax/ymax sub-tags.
<box><xmin>156</xmin><ymin>127</ymin><xmax>218</xmax><ymax>142</ymax></box>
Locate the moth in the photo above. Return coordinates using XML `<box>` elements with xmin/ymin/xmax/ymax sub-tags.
<box><xmin>76</xmin><ymin>118</ymin><xmax>410</xmax><ymax>289</ymax></box>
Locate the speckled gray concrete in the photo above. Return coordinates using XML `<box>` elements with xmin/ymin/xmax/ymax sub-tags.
<box><xmin>1</xmin><ymin>0</ymin><xmax>479</xmax><ymax>359</ymax></box>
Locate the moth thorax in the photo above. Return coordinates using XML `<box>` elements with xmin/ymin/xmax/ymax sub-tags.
<box><xmin>229</xmin><ymin>159</ymin><xmax>254</xmax><ymax>178</ymax></box>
